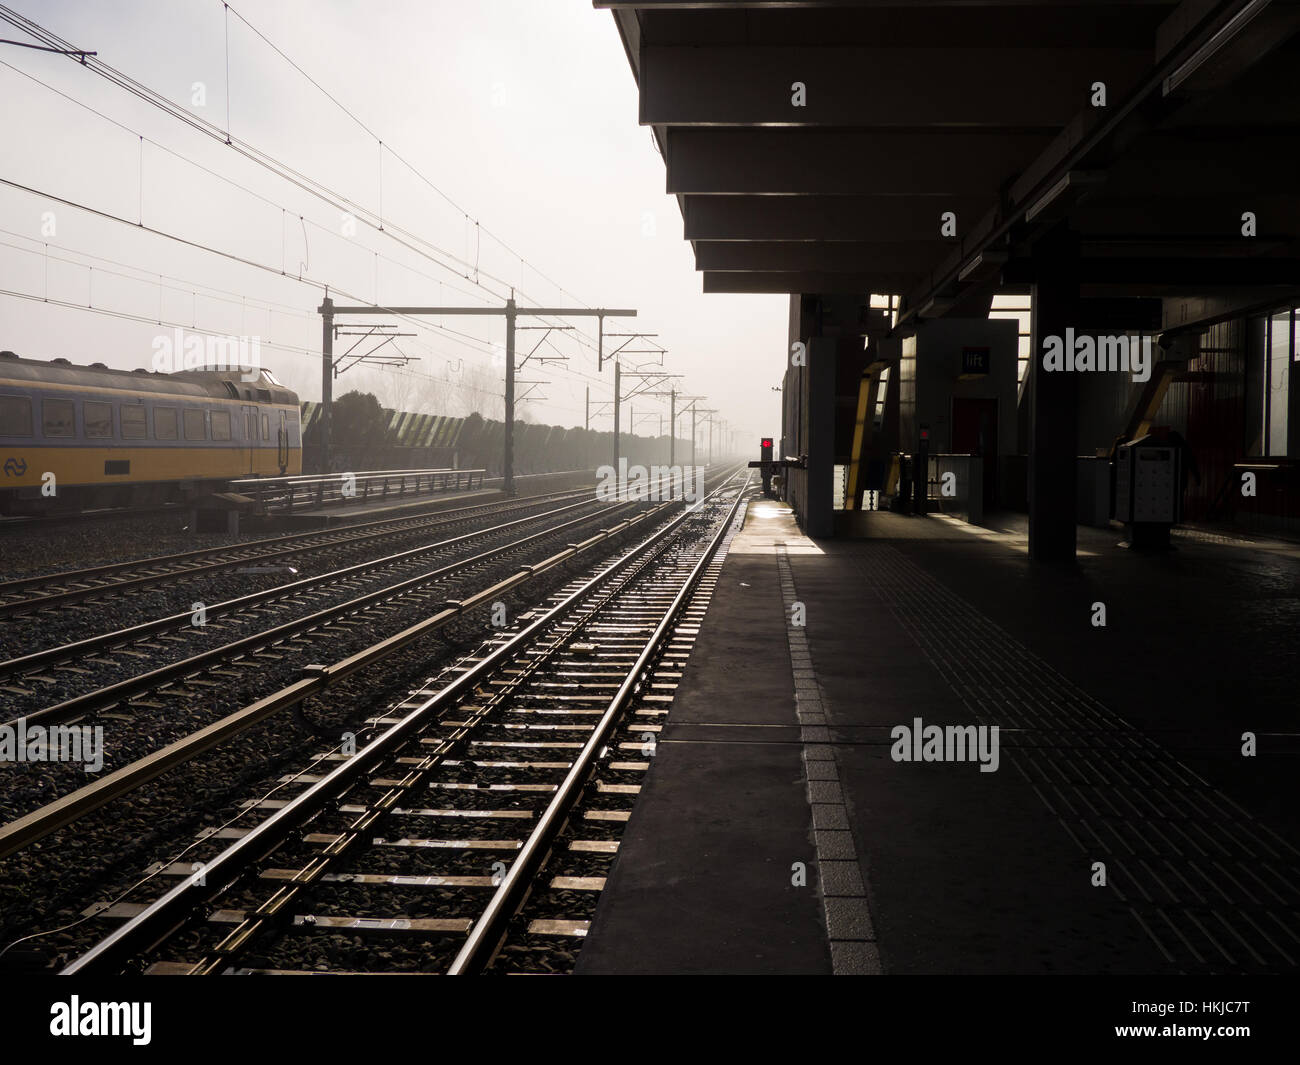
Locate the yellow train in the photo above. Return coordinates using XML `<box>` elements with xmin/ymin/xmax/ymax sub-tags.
<box><xmin>0</xmin><ymin>351</ymin><xmax>302</xmax><ymax>514</ymax></box>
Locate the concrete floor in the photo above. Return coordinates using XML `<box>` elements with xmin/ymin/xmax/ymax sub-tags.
<box><xmin>577</xmin><ymin>500</ymin><xmax>1300</xmax><ymax>975</ymax></box>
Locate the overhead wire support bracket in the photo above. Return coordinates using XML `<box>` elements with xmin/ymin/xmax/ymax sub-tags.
<box><xmin>516</xmin><ymin>324</ymin><xmax>575</xmax><ymax>369</ymax></box>
<box><xmin>0</xmin><ymin>38</ymin><xmax>95</xmax><ymax>60</ymax></box>
<box><xmin>600</xmin><ymin>332</ymin><xmax>659</xmax><ymax>370</ymax></box>
<box><xmin>317</xmin><ymin>298</ymin><xmax>635</xmax><ymax>493</ymax></box>
<box><xmin>332</xmin><ymin>323</ymin><xmax>418</xmax><ymax>376</ymax></box>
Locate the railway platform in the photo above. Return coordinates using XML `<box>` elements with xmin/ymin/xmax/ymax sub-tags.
<box><xmin>577</xmin><ymin>500</ymin><xmax>1300</xmax><ymax>975</ymax></box>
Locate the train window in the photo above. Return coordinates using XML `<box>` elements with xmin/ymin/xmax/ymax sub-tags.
<box><xmin>121</xmin><ymin>405</ymin><xmax>147</xmax><ymax>439</ymax></box>
<box><xmin>210</xmin><ymin>410</ymin><xmax>231</xmax><ymax>441</ymax></box>
<box><xmin>244</xmin><ymin>411</ymin><xmax>254</xmax><ymax>440</ymax></box>
<box><xmin>155</xmin><ymin>407</ymin><xmax>178</xmax><ymax>440</ymax></box>
<box><xmin>0</xmin><ymin>395</ymin><xmax>33</xmax><ymax>436</ymax></box>
<box><xmin>262</xmin><ymin>413</ymin><xmax>270</xmax><ymax>441</ymax></box>
<box><xmin>42</xmin><ymin>398</ymin><xmax>75</xmax><ymax>438</ymax></box>
<box><xmin>84</xmin><ymin>401</ymin><xmax>113</xmax><ymax>438</ymax></box>
<box><xmin>183</xmin><ymin>408</ymin><xmax>206</xmax><ymax>440</ymax></box>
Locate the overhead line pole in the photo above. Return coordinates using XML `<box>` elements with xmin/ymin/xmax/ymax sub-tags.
<box><xmin>675</xmin><ymin>396</ymin><xmax>703</xmax><ymax>469</ymax></box>
<box><xmin>694</xmin><ymin>408</ymin><xmax>718</xmax><ymax>467</ymax></box>
<box><xmin>504</xmin><ymin>299</ymin><xmax>516</xmax><ymax>493</ymax></box>
<box><xmin>319</xmin><ymin>301</ymin><xmax>635</xmax><ymax>494</ymax></box>
<box><xmin>615</xmin><ymin>369</ymin><xmax>681</xmax><ymax>473</ymax></box>
<box><xmin>673</xmin><ymin>388</ymin><xmax>679</xmax><ymax>468</ymax></box>
<box><xmin>321</xmin><ymin>294</ymin><xmax>334</xmax><ymax>471</ymax></box>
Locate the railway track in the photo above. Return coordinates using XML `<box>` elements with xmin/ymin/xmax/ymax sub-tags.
<box><xmin>0</xmin><ymin>502</ymin><xmax>185</xmax><ymax>532</ymax></box>
<box><xmin>57</xmin><ymin>469</ymin><xmax>751</xmax><ymax>975</ymax></box>
<box><xmin>0</xmin><ymin>486</ymin><xmax>594</xmax><ymax>619</ymax></box>
<box><xmin>0</xmin><ymin>467</ymin><xmax>739</xmax><ymax>860</ymax></box>
<box><xmin>0</xmin><ymin>493</ymin><xmax>612</xmax><ymax>715</ymax></box>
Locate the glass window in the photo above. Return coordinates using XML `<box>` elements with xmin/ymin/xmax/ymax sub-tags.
<box><xmin>261</xmin><ymin>413</ymin><xmax>270</xmax><ymax>441</ymax></box>
<box><xmin>155</xmin><ymin>407</ymin><xmax>178</xmax><ymax>440</ymax></box>
<box><xmin>1266</xmin><ymin>310</ymin><xmax>1291</xmax><ymax>457</ymax></box>
<box><xmin>84</xmin><ymin>401</ymin><xmax>113</xmax><ymax>438</ymax></box>
<box><xmin>990</xmin><ymin>297</ymin><xmax>1033</xmax><ymax>386</ymax></box>
<box><xmin>42</xmin><ymin>398</ymin><xmax>75</xmax><ymax>437</ymax></box>
<box><xmin>0</xmin><ymin>395</ymin><xmax>33</xmax><ymax>436</ymax></box>
<box><xmin>211</xmin><ymin>410</ymin><xmax>231</xmax><ymax>441</ymax></box>
<box><xmin>183</xmin><ymin>408</ymin><xmax>206</xmax><ymax>441</ymax></box>
<box><xmin>873</xmin><ymin>366</ymin><xmax>890</xmax><ymax>430</ymax></box>
<box><xmin>121</xmin><ymin>405</ymin><xmax>147</xmax><ymax>440</ymax></box>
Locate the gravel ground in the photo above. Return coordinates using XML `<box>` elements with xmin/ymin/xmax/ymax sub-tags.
<box><xmin>0</xmin><ymin>484</ymin><xmax>594</xmax><ymax>583</ymax></box>
<box><xmin>0</xmin><ymin>508</ymin><xmax>664</xmax><ymax>972</ymax></box>
<box><xmin>0</xmin><ymin>493</ymin><xmax>593</xmax><ymax>657</ymax></box>
<box><xmin>0</xmin><ymin>500</ymin><xmax>622</xmax><ymax>828</ymax></box>
<box><xmin>0</xmin><ymin>511</ymin><xmax>255</xmax><ymax>580</ymax></box>
<box><xmin>0</xmin><ymin>478</ymin><xmax>742</xmax><ymax>974</ymax></box>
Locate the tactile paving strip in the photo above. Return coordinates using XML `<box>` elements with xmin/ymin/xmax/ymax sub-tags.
<box><xmin>776</xmin><ymin>540</ymin><xmax>881</xmax><ymax>975</ymax></box>
<box><xmin>849</xmin><ymin>542</ymin><xmax>1300</xmax><ymax>974</ymax></box>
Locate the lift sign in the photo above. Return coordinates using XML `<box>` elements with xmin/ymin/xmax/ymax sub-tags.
<box><xmin>961</xmin><ymin>347</ymin><xmax>990</xmax><ymax>377</ymax></box>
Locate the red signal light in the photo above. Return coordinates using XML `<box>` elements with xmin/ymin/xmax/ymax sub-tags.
<box><xmin>761</xmin><ymin>438</ymin><xmax>773</xmax><ymax>448</ymax></box>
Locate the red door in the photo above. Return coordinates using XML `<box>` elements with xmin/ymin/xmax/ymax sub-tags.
<box><xmin>951</xmin><ymin>397</ymin><xmax>998</xmax><ymax>510</ymax></box>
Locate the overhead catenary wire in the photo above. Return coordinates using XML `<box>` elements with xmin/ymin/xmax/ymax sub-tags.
<box><xmin>7</xmin><ymin>2</ymin><xmax>673</xmax><ymax>369</ymax></box>
<box><xmin>218</xmin><ymin>1</ymin><xmax>598</xmax><ymax>317</ymax></box>
<box><xmin>0</xmin><ymin>190</ymin><xmax>512</xmax><ymax>402</ymax></box>
<box><xmin>0</xmin><ymin>60</ymin><xmax>666</xmax><ymax>399</ymax></box>
<box><xmin>0</xmin><ymin>4</ymin><xmax>696</xmax><ymax>427</ymax></box>
<box><xmin>1</xmin><ymin>171</ymin><xmax>664</xmax><ymax>411</ymax></box>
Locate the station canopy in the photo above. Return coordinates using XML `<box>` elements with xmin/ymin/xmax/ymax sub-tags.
<box><xmin>597</xmin><ymin>0</ymin><xmax>1300</xmax><ymax>326</ymax></box>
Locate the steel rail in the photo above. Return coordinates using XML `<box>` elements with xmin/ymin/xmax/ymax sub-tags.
<box><xmin>0</xmin><ymin>484</ymin><xmax>584</xmax><ymax>596</ymax></box>
<box><xmin>0</xmin><ymin>502</ymin><xmax>183</xmax><ymax>532</ymax></box>
<box><xmin>447</xmin><ymin>472</ymin><xmax>751</xmax><ymax>973</ymax></box>
<box><xmin>0</xmin><ymin>499</ymin><xmax>676</xmax><ymax>861</ymax></box>
<box><xmin>58</xmin><ymin>471</ymin><xmax>745</xmax><ymax>974</ymax></box>
<box><xmin>0</xmin><ymin>488</ymin><xmax>592</xmax><ymax>618</ymax></box>
<box><xmin>0</xmin><ymin>495</ymin><xmax>600</xmax><ymax>692</ymax></box>
<box><xmin>1</xmin><ymin>497</ymin><xmax>616</xmax><ymax>729</ymax></box>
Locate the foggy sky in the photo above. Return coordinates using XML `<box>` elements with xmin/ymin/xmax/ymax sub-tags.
<box><xmin>0</xmin><ymin>0</ymin><xmax>787</xmax><ymax>449</ymax></box>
